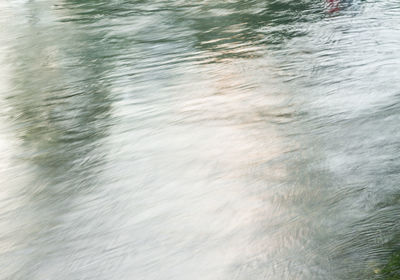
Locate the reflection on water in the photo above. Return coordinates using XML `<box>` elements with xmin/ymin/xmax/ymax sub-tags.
<box><xmin>1</xmin><ymin>0</ymin><xmax>400</xmax><ymax>279</ymax></box>
<box><xmin>327</xmin><ymin>0</ymin><xmax>340</xmax><ymax>13</ymax></box>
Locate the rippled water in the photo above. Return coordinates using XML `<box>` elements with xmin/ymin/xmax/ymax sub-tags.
<box><xmin>1</xmin><ymin>0</ymin><xmax>400</xmax><ymax>279</ymax></box>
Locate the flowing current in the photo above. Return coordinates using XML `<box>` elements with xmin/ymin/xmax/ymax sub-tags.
<box><xmin>1</xmin><ymin>0</ymin><xmax>400</xmax><ymax>279</ymax></box>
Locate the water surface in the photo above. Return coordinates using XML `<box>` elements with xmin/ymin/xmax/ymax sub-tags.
<box><xmin>1</xmin><ymin>0</ymin><xmax>400</xmax><ymax>279</ymax></box>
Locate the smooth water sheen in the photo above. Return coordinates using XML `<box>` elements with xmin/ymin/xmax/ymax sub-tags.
<box><xmin>1</xmin><ymin>0</ymin><xmax>400</xmax><ymax>279</ymax></box>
